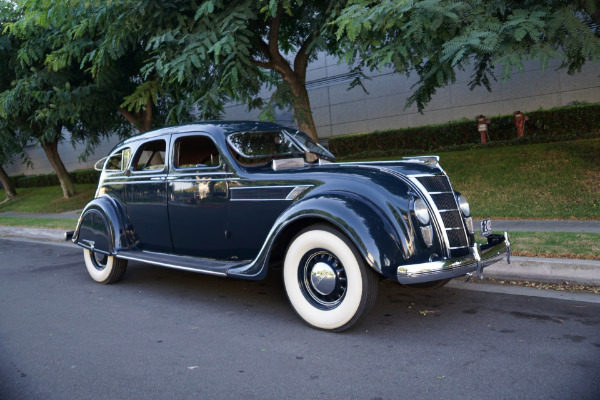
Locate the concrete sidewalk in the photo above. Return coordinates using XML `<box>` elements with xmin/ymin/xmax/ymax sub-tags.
<box><xmin>0</xmin><ymin>209</ymin><xmax>82</xmax><ymax>219</ymax></box>
<box><xmin>1</xmin><ymin>224</ymin><xmax>599</xmax><ymax>287</ymax></box>
<box><xmin>474</xmin><ymin>219</ymin><xmax>600</xmax><ymax>234</ymax></box>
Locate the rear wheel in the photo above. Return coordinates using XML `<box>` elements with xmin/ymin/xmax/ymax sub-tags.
<box><xmin>283</xmin><ymin>225</ymin><xmax>379</xmax><ymax>332</ymax></box>
<box><xmin>83</xmin><ymin>249</ymin><xmax>127</xmax><ymax>284</ymax></box>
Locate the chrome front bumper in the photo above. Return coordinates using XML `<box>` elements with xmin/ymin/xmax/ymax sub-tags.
<box><xmin>397</xmin><ymin>232</ymin><xmax>511</xmax><ymax>284</ymax></box>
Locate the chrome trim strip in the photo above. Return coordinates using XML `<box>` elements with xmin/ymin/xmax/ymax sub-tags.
<box><xmin>116</xmin><ymin>254</ymin><xmax>227</xmax><ymax>277</ymax></box>
<box><xmin>229</xmin><ymin>185</ymin><xmax>313</xmax><ymax>202</ymax></box>
<box><xmin>167</xmin><ymin>178</ymin><xmax>229</xmax><ymax>183</ymax></box>
<box><xmin>286</xmin><ymin>185</ymin><xmax>312</xmax><ymax>200</ymax></box>
<box><xmin>378</xmin><ymin>168</ymin><xmax>451</xmax><ymax>257</ymax></box>
<box><xmin>230</xmin><ymin>185</ymin><xmax>300</xmax><ymax>190</ymax></box>
<box><xmin>406</xmin><ymin>174</ymin><xmax>452</xmax><ymax>257</ymax></box>
<box><xmin>101</xmin><ymin>181</ymin><xmax>167</xmax><ymax>186</ymax></box>
<box><xmin>410</xmin><ymin>173</ymin><xmax>470</xmax><ymax>248</ymax></box>
<box><xmin>169</xmin><ymin>172</ymin><xmax>232</xmax><ymax>177</ymax></box>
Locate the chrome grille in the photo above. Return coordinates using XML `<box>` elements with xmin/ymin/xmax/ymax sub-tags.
<box><xmin>417</xmin><ymin>175</ymin><xmax>452</xmax><ymax>192</ymax></box>
<box><xmin>430</xmin><ymin>193</ymin><xmax>457</xmax><ymax>210</ymax></box>
<box><xmin>416</xmin><ymin>175</ymin><xmax>469</xmax><ymax>250</ymax></box>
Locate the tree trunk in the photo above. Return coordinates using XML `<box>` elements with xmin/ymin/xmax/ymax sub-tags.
<box><xmin>250</xmin><ymin>3</ymin><xmax>320</xmax><ymax>142</ymax></box>
<box><xmin>286</xmin><ymin>76</ymin><xmax>319</xmax><ymax>142</ymax></box>
<box><xmin>0</xmin><ymin>165</ymin><xmax>17</xmax><ymax>201</ymax></box>
<box><xmin>118</xmin><ymin>95</ymin><xmax>154</xmax><ymax>133</ymax></box>
<box><xmin>41</xmin><ymin>139</ymin><xmax>75</xmax><ymax>199</ymax></box>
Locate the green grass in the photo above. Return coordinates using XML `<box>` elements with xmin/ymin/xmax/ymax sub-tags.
<box><xmin>478</xmin><ymin>231</ymin><xmax>600</xmax><ymax>260</ymax></box>
<box><xmin>1</xmin><ymin>138</ymin><xmax>599</xmax><ymax>220</ymax></box>
<box><xmin>0</xmin><ymin>217</ymin><xmax>78</xmax><ymax>230</ymax></box>
<box><xmin>351</xmin><ymin>138</ymin><xmax>600</xmax><ymax>219</ymax></box>
<box><xmin>0</xmin><ymin>184</ymin><xmax>96</xmax><ymax>213</ymax></box>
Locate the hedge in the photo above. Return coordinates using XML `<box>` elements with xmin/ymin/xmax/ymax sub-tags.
<box><xmin>328</xmin><ymin>103</ymin><xmax>600</xmax><ymax>159</ymax></box>
<box><xmin>9</xmin><ymin>169</ymin><xmax>101</xmax><ymax>189</ymax></box>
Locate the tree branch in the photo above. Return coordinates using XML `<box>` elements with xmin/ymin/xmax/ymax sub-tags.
<box><xmin>118</xmin><ymin>107</ymin><xmax>142</xmax><ymax>130</ymax></box>
<box><xmin>143</xmin><ymin>95</ymin><xmax>153</xmax><ymax>132</ymax></box>
<box><xmin>268</xmin><ymin>3</ymin><xmax>284</xmax><ymax>58</ymax></box>
<box><xmin>250</xmin><ymin>58</ymin><xmax>274</xmax><ymax>69</ymax></box>
<box><xmin>294</xmin><ymin>32</ymin><xmax>317</xmax><ymax>84</ymax></box>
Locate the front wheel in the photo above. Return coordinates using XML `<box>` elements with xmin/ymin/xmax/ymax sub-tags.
<box><xmin>283</xmin><ymin>225</ymin><xmax>379</xmax><ymax>332</ymax></box>
<box><xmin>83</xmin><ymin>249</ymin><xmax>128</xmax><ymax>284</ymax></box>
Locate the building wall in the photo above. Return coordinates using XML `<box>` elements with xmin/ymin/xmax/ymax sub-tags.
<box><xmin>5</xmin><ymin>55</ymin><xmax>600</xmax><ymax>177</ymax></box>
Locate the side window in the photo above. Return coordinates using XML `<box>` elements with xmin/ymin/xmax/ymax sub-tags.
<box><xmin>174</xmin><ymin>135</ymin><xmax>220</xmax><ymax>168</ymax></box>
<box><xmin>104</xmin><ymin>148</ymin><xmax>131</xmax><ymax>172</ymax></box>
<box><xmin>133</xmin><ymin>140</ymin><xmax>166</xmax><ymax>171</ymax></box>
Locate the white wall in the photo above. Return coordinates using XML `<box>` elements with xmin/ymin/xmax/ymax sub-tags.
<box><xmin>226</xmin><ymin>55</ymin><xmax>600</xmax><ymax>138</ymax></box>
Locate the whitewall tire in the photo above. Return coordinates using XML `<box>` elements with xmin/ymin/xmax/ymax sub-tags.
<box><xmin>283</xmin><ymin>225</ymin><xmax>379</xmax><ymax>332</ymax></box>
<box><xmin>83</xmin><ymin>248</ymin><xmax>128</xmax><ymax>284</ymax></box>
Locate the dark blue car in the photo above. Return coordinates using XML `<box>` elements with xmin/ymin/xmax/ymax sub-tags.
<box><xmin>71</xmin><ymin>121</ymin><xmax>510</xmax><ymax>331</ymax></box>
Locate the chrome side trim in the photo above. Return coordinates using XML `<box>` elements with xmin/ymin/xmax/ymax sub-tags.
<box><xmin>230</xmin><ymin>185</ymin><xmax>313</xmax><ymax>201</ymax></box>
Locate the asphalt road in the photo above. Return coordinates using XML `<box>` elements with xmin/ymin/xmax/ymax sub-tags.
<box><xmin>1</xmin><ymin>238</ymin><xmax>599</xmax><ymax>400</ymax></box>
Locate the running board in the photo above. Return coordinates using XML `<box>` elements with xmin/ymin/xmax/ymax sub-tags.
<box><xmin>116</xmin><ymin>250</ymin><xmax>245</xmax><ymax>277</ymax></box>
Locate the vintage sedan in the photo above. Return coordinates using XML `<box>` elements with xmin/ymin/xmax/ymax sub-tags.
<box><xmin>70</xmin><ymin>121</ymin><xmax>510</xmax><ymax>331</ymax></box>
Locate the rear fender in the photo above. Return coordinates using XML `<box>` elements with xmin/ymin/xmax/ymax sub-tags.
<box><xmin>73</xmin><ymin>196</ymin><xmax>135</xmax><ymax>255</ymax></box>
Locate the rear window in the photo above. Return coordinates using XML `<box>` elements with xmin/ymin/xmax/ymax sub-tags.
<box><xmin>132</xmin><ymin>140</ymin><xmax>166</xmax><ymax>171</ymax></box>
<box><xmin>104</xmin><ymin>148</ymin><xmax>131</xmax><ymax>172</ymax></box>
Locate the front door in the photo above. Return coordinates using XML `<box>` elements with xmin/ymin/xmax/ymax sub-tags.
<box><xmin>167</xmin><ymin>133</ymin><xmax>229</xmax><ymax>259</ymax></box>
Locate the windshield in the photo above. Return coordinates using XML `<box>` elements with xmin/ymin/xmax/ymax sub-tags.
<box><xmin>227</xmin><ymin>129</ymin><xmax>335</xmax><ymax>166</ymax></box>
<box><xmin>227</xmin><ymin>130</ymin><xmax>303</xmax><ymax>159</ymax></box>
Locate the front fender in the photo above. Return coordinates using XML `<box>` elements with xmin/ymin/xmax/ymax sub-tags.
<box><xmin>227</xmin><ymin>191</ymin><xmax>409</xmax><ymax>280</ymax></box>
<box><xmin>72</xmin><ymin>196</ymin><xmax>135</xmax><ymax>255</ymax></box>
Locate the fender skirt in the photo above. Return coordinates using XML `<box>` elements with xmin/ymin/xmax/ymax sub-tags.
<box><xmin>72</xmin><ymin>196</ymin><xmax>135</xmax><ymax>255</ymax></box>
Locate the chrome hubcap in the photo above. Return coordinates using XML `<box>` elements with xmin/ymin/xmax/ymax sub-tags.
<box><xmin>299</xmin><ymin>250</ymin><xmax>347</xmax><ymax>310</ymax></box>
<box><xmin>310</xmin><ymin>262</ymin><xmax>336</xmax><ymax>296</ymax></box>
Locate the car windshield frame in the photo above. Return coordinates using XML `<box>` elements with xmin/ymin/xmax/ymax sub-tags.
<box><xmin>226</xmin><ymin>129</ymin><xmax>335</xmax><ymax>163</ymax></box>
<box><xmin>283</xmin><ymin>129</ymin><xmax>335</xmax><ymax>161</ymax></box>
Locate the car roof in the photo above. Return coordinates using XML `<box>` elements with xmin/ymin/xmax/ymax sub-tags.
<box><xmin>118</xmin><ymin>121</ymin><xmax>291</xmax><ymax>147</ymax></box>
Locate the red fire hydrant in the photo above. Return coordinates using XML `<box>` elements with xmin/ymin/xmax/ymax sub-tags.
<box><xmin>477</xmin><ymin>115</ymin><xmax>491</xmax><ymax>143</ymax></box>
<box><xmin>513</xmin><ymin>111</ymin><xmax>529</xmax><ymax>138</ymax></box>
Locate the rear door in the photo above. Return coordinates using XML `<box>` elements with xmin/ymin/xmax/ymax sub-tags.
<box><xmin>126</xmin><ymin>138</ymin><xmax>172</xmax><ymax>253</ymax></box>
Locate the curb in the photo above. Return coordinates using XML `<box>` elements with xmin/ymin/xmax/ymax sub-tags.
<box><xmin>1</xmin><ymin>226</ymin><xmax>599</xmax><ymax>287</ymax></box>
<box><xmin>0</xmin><ymin>226</ymin><xmax>66</xmax><ymax>242</ymax></box>
<box><xmin>485</xmin><ymin>256</ymin><xmax>600</xmax><ymax>286</ymax></box>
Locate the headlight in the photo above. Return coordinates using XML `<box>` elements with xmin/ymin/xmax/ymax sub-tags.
<box><xmin>457</xmin><ymin>194</ymin><xmax>470</xmax><ymax>217</ymax></box>
<box><xmin>414</xmin><ymin>198</ymin><xmax>430</xmax><ymax>225</ymax></box>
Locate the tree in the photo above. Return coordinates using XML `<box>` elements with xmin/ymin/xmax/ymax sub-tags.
<box><xmin>0</xmin><ymin>1</ymin><xmax>130</xmax><ymax>198</ymax></box>
<box><xmin>333</xmin><ymin>0</ymin><xmax>600</xmax><ymax>112</ymax></box>
<box><xmin>43</xmin><ymin>0</ymin><xmax>221</xmax><ymax>135</ymax></box>
<box><xmin>65</xmin><ymin>0</ymin><xmax>353</xmax><ymax>142</ymax></box>
<box><xmin>0</xmin><ymin>0</ymin><xmax>22</xmax><ymax>201</ymax></box>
